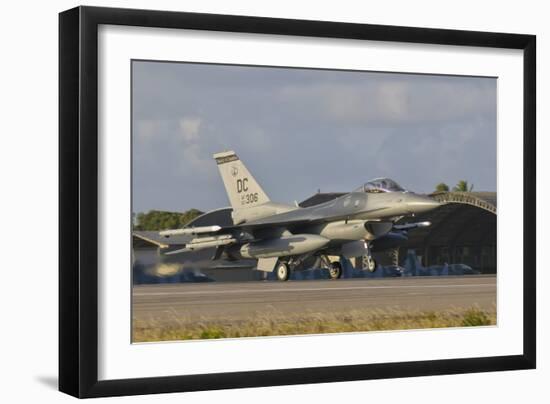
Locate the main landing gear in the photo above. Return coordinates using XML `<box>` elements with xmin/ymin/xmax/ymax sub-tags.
<box><xmin>365</xmin><ymin>255</ymin><xmax>377</xmax><ymax>272</ymax></box>
<box><xmin>276</xmin><ymin>262</ymin><xmax>291</xmax><ymax>281</ymax></box>
<box><xmin>318</xmin><ymin>255</ymin><xmax>343</xmax><ymax>280</ymax></box>
<box><xmin>328</xmin><ymin>261</ymin><xmax>343</xmax><ymax>279</ymax></box>
<box><xmin>276</xmin><ymin>256</ymin><xmax>341</xmax><ymax>281</ymax></box>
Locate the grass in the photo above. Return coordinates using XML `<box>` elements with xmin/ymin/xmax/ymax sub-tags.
<box><xmin>132</xmin><ymin>306</ymin><xmax>496</xmax><ymax>343</ymax></box>
<box><xmin>461</xmin><ymin>307</ymin><xmax>493</xmax><ymax>327</ymax></box>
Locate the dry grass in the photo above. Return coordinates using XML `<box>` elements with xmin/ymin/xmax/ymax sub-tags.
<box><xmin>132</xmin><ymin>305</ymin><xmax>496</xmax><ymax>342</ymax></box>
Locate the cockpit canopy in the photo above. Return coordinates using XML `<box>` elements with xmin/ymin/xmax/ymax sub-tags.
<box><xmin>354</xmin><ymin>178</ymin><xmax>407</xmax><ymax>193</ymax></box>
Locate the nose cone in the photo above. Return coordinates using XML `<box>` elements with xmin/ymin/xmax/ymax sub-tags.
<box><xmin>405</xmin><ymin>194</ymin><xmax>441</xmax><ymax>214</ymax></box>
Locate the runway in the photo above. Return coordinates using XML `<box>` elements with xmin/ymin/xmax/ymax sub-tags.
<box><xmin>132</xmin><ymin>275</ymin><xmax>496</xmax><ymax>324</ymax></box>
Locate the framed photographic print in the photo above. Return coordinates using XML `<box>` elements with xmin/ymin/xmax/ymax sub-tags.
<box><xmin>59</xmin><ymin>6</ymin><xmax>536</xmax><ymax>398</ymax></box>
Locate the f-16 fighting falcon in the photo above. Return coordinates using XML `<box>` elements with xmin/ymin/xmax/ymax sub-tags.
<box><xmin>159</xmin><ymin>151</ymin><xmax>441</xmax><ymax>281</ymax></box>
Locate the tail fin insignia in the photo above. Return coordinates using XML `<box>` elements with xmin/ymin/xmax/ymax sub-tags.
<box><xmin>213</xmin><ymin>151</ymin><xmax>270</xmax><ymax>211</ymax></box>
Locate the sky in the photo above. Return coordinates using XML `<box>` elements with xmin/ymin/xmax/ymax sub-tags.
<box><xmin>132</xmin><ymin>60</ymin><xmax>496</xmax><ymax>214</ymax></box>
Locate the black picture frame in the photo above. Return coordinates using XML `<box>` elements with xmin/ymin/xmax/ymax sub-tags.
<box><xmin>59</xmin><ymin>5</ymin><xmax>536</xmax><ymax>398</ymax></box>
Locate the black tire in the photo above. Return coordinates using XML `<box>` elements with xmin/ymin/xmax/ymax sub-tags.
<box><xmin>276</xmin><ymin>262</ymin><xmax>290</xmax><ymax>281</ymax></box>
<box><xmin>328</xmin><ymin>261</ymin><xmax>343</xmax><ymax>279</ymax></box>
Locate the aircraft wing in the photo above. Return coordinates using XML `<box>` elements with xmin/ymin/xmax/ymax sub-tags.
<box><xmin>160</xmin><ymin>207</ymin><xmax>402</xmax><ymax>257</ymax></box>
<box><xmin>159</xmin><ymin>219</ymin><xmax>311</xmax><ymax>257</ymax></box>
<box><xmin>160</xmin><ymin>218</ymin><xmax>311</xmax><ymax>238</ymax></box>
<box><xmin>234</xmin><ymin>205</ymin><xmax>389</xmax><ymax>232</ymax></box>
<box><xmin>227</xmin><ymin>218</ymin><xmax>312</xmax><ymax>233</ymax></box>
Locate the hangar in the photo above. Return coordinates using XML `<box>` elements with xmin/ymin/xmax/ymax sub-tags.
<box><xmin>396</xmin><ymin>191</ymin><xmax>496</xmax><ymax>274</ymax></box>
<box><xmin>132</xmin><ymin>190</ymin><xmax>496</xmax><ymax>282</ymax></box>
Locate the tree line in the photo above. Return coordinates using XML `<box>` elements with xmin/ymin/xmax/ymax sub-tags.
<box><xmin>434</xmin><ymin>180</ymin><xmax>474</xmax><ymax>193</ymax></box>
<box><xmin>133</xmin><ymin>209</ymin><xmax>203</xmax><ymax>231</ymax></box>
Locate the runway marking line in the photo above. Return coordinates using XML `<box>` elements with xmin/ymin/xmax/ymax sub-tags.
<box><xmin>133</xmin><ymin>282</ymin><xmax>495</xmax><ymax>297</ymax></box>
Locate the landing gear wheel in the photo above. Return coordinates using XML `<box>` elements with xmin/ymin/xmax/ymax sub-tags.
<box><xmin>366</xmin><ymin>256</ymin><xmax>377</xmax><ymax>272</ymax></box>
<box><xmin>276</xmin><ymin>262</ymin><xmax>290</xmax><ymax>281</ymax></box>
<box><xmin>328</xmin><ymin>262</ymin><xmax>343</xmax><ymax>279</ymax></box>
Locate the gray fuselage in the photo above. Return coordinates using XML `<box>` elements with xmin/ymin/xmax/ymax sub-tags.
<box><xmin>230</xmin><ymin>191</ymin><xmax>439</xmax><ymax>259</ymax></box>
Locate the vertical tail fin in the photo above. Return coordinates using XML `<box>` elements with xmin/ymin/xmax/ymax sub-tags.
<box><xmin>213</xmin><ymin>151</ymin><xmax>270</xmax><ymax>211</ymax></box>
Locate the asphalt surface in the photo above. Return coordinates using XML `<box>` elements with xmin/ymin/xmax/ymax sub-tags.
<box><xmin>132</xmin><ymin>275</ymin><xmax>496</xmax><ymax>324</ymax></box>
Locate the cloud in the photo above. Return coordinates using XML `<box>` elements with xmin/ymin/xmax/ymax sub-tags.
<box><xmin>376</xmin><ymin>82</ymin><xmax>410</xmax><ymax>121</ymax></box>
<box><xmin>134</xmin><ymin>119</ymin><xmax>159</xmax><ymax>143</ymax></box>
<box><xmin>277</xmin><ymin>76</ymin><xmax>495</xmax><ymax>127</ymax></box>
<box><xmin>131</xmin><ymin>61</ymin><xmax>496</xmax><ymax>212</ymax></box>
<box><xmin>179</xmin><ymin>117</ymin><xmax>202</xmax><ymax>142</ymax></box>
<box><xmin>176</xmin><ymin>116</ymin><xmax>215</xmax><ymax>175</ymax></box>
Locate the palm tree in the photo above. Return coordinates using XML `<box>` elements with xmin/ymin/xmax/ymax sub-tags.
<box><xmin>453</xmin><ymin>180</ymin><xmax>474</xmax><ymax>192</ymax></box>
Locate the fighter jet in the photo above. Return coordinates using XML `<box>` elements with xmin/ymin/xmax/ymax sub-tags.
<box><xmin>159</xmin><ymin>151</ymin><xmax>440</xmax><ymax>281</ymax></box>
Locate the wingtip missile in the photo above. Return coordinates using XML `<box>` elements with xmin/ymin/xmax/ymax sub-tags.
<box><xmin>159</xmin><ymin>225</ymin><xmax>222</xmax><ymax>238</ymax></box>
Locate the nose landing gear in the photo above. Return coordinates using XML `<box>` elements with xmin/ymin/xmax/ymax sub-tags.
<box><xmin>362</xmin><ymin>241</ymin><xmax>377</xmax><ymax>272</ymax></box>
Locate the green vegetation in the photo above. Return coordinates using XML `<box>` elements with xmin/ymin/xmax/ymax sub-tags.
<box><xmin>452</xmin><ymin>180</ymin><xmax>474</xmax><ymax>192</ymax></box>
<box><xmin>133</xmin><ymin>209</ymin><xmax>203</xmax><ymax>231</ymax></box>
<box><xmin>200</xmin><ymin>328</ymin><xmax>227</xmax><ymax>339</ymax></box>
<box><xmin>434</xmin><ymin>182</ymin><xmax>450</xmax><ymax>192</ymax></box>
<box><xmin>132</xmin><ymin>306</ymin><xmax>496</xmax><ymax>342</ymax></box>
<box><xmin>461</xmin><ymin>307</ymin><xmax>492</xmax><ymax>326</ymax></box>
<box><xmin>434</xmin><ymin>180</ymin><xmax>474</xmax><ymax>193</ymax></box>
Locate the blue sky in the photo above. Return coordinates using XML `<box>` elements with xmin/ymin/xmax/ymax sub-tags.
<box><xmin>132</xmin><ymin>61</ymin><xmax>496</xmax><ymax>213</ymax></box>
